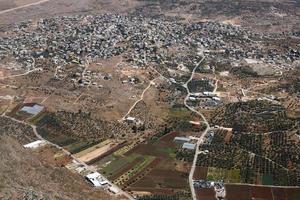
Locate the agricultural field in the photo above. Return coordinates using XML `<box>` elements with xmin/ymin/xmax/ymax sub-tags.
<box><xmin>225</xmin><ymin>184</ymin><xmax>300</xmax><ymax>200</ymax></box>
<box><xmin>195</xmin><ymin>188</ymin><xmax>216</xmax><ymax>200</ymax></box>
<box><xmin>197</xmin><ymin>102</ymin><xmax>300</xmax><ymax>186</ymax></box>
<box><xmin>206</xmin><ymin>168</ymin><xmax>241</xmax><ymax>183</ymax></box>
<box><xmin>75</xmin><ymin>139</ymin><xmax>124</xmax><ymax>164</ymax></box>
<box><xmin>96</xmin><ymin>131</ymin><xmax>192</xmax><ymax>197</ymax></box>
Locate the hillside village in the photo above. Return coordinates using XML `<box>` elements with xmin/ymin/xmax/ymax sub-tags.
<box><xmin>0</xmin><ymin>1</ymin><xmax>299</xmax><ymax>200</ymax></box>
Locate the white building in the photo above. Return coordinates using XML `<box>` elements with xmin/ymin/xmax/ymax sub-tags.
<box><xmin>23</xmin><ymin>140</ymin><xmax>46</xmax><ymax>149</ymax></box>
<box><xmin>85</xmin><ymin>172</ymin><xmax>103</xmax><ymax>187</ymax></box>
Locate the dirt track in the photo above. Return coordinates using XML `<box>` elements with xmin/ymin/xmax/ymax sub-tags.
<box><xmin>0</xmin><ymin>0</ymin><xmax>143</xmax><ymax>28</ymax></box>
<box><xmin>0</xmin><ymin>0</ymin><xmax>51</xmax><ymax>14</ymax></box>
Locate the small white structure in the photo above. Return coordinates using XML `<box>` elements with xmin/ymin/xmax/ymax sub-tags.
<box><xmin>188</xmin><ymin>96</ymin><xmax>197</xmax><ymax>101</ymax></box>
<box><xmin>189</xmin><ymin>121</ymin><xmax>201</xmax><ymax>125</ymax></box>
<box><xmin>212</xmin><ymin>97</ymin><xmax>221</xmax><ymax>101</ymax></box>
<box><xmin>100</xmin><ymin>180</ymin><xmax>109</xmax><ymax>186</ymax></box>
<box><xmin>190</xmin><ymin>93</ymin><xmax>202</xmax><ymax>97</ymax></box>
<box><xmin>203</xmin><ymin>91</ymin><xmax>215</xmax><ymax>97</ymax></box>
<box><xmin>182</xmin><ymin>143</ymin><xmax>196</xmax><ymax>150</ymax></box>
<box><xmin>125</xmin><ymin>116</ymin><xmax>136</xmax><ymax>123</ymax></box>
<box><xmin>85</xmin><ymin>172</ymin><xmax>103</xmax><ymax>187</ymax></box>
<box><xmin>23</xmin><ymin>140</ymin><xmax>46</xmax><ymax>149</ymax></box>
<box><xmin>174</xmin><ymin>137</ymin><xmax>191</xmax><ymax>143</ymax></box>
<box><xmin>108</xmin><ymin>186</ymin><xmax>119</xmax><ymax>194</ymax></box>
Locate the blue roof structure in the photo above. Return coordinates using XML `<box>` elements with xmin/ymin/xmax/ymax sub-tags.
<box><xmin>20</xmin><ymin>104</ymin><xmax>44</xmax><ymax>115</ymax></box>
<box><xmin>182</xmin><ymin>142</ymin><xmax>196</xmax><ymax>150</ymax></box>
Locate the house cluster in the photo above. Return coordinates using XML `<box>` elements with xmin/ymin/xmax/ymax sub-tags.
<box><xmin>69</xmin><ymin>67</ymin><xmax>110</xmax><ymax>88</ymax></box>
<box><xmin>188</xmin><ymin>91</ymin><xmax>221</xmax><ymax>109</ymax></box>
<box><xmin>1</xmin><ymin>14</ymin><xmax>297</xmax><ymax>80</ymax></box>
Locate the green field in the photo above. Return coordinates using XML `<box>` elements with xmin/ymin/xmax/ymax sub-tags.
<box><xmin>206</xmin><ymin>167</ymin><xmax>241</xmax><ymax>183</ymax></box>
<box><xmin>113</xmin><ymin>155</ymin><xmax>155</xmax><ymax>186</ymax></box>
<box><xmin>64</xmin><ymin>140</ymin><xmax>102</xmax><ymax>154</ymax></box>
<box><xmin>262</xmin><ymin>174</ymin><xmax>274</xmax><ymax>185</ymax></box>
<box><xmin>100</xmin><ymin>154</ymin><xmax>141</xmax><ymax>177</ymax></box>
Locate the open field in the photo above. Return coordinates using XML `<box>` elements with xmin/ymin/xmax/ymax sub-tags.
<box><xmin>225</xmin><ymin>184</ymin><xmax>300</xmax><ymax>200</ymax></box>
<box><xmin>195</xmin><ymin>188</ymin><xmax>216</xmax><ymax>200</ymax></box>
<box><xmin>0</xmin><ymin>0</ymin><xmax>46</xmax><ymax>11</ymax></box>
<box><xmin>75</xmin><ymin>139</ymin><xmax>124</xmax><ymax>164</ymax></box>
<box><xmin>97</xmin><ymin>131</ymin><xmax>191</xmax><ymax>197</ymax></box>
<box><xmin>206</xmin><ymin>168</ymin><xmax>241</xmax><ymax>183</ymax></box>
<box><xmin>193</xmin><ymin>166</ymin><xmax>208</xmax><ymax>180</ymax></box>
<box><xmin>100</xmin><ymin>154</ymin><xmax>142</xmax><ymax>179</ymax></box>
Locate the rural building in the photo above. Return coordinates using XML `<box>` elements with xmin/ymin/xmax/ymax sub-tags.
<box><xmin>85</xmin><ymin>172</ymin><xmax>103</xmax><ymax>187</ymax></box>
<box><xmin>190</xmin><ymin>93</ymin><xmax>202</xmax><ymax>97</ymax></box>
<box><xmin>212</xmin><ymin>97</ymin><xmax>221</xmax><ymax>101</ymax></box>
<box><xmin>174</xmin><ymin>137</ymin><xmax>191</xmax><ymax>143</ymax></box>
<box><xmin>108</xmin><ymin>186</ymin><xmax>119</xmax><ymax>194</ymax></box>
<box><xmin>125</xmin><ymin>116</ymin><xmax>136</xmax><ymax>123</ymax></box>
<box><xmin>188</xmin><ymin>96</ymin><xmax>197</xmax><ymax>101</ymax></box>
<box><xmin>23</xmin><ymin>140</ymin><xmax>46</xmax><ymax>149</ymax></box>
<box><xmin>203</xmin><ymin>91</ymin><xmax>216</xmax><ymax>97</ymax></box>
<box><xmin>182</xmin><ymin>143</ymin><xmax>196</xmax><ymax>150</ymax></box>
<box><xmin>20</xmin><ymin>104</ymin><xmax>44</xmax><ymax>115</ymax></box>
<box><xmin>100</xmin><ymin>180</ymin><xmax>108</xmax><ymax>186</ymax></box>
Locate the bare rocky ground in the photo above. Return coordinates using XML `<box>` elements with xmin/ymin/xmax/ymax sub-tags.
<box><xmin>0</xmin><ymin>135</ymin><xmax>127</xmax><ymax>200</ymax></box>
<box><xmin>0</xmin><ymin>117</ymin><xmax>126</xmax><ymax>200</ymax></box>
<box><xmin>0</xmin><ymin>0</ymin><xmax>143</xmax><ymax>29</ymax></box>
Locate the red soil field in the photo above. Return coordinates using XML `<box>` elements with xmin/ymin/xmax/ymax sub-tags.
<box><xmin>225</xmin><ymin>184</ymin><xmax>300</xmax><ymax>200</ymax></box>
<box><xmin>159</xmin><ymin>131</ymin><xmax>179</xmax><ymax>142</ymax></box>
<box><xmin>195</xmin><ymin>188</ymin><xmax>217</xmax><ymax>200</ymax></box>
<box><xmin>193</xmin><ymin>166</ymin><xmax>208</xmax><ymax>180</ymax></box>
<box><xmin>251</xmin><ymin>186</ymin><xmax>273</xmax><ymax>199</ymax></box>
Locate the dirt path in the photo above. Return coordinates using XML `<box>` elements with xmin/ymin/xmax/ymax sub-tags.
<box><xmin>0</xmin><ymin>0</ymin><xmax>51</xmax><ymax>15</ymax></box>
<box><xmin>0</xmin><ymin>68</ymin><xmax>40</xmax><ymax>80</ymax></box>
<box><xmin>121</xmin><ymin>80</ymin><xmax>155</xmax><ymax>121</ymax></box>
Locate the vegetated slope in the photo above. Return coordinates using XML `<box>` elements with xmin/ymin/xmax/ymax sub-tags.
<box><xmin>198</xmin><ymin>100</ymin><xmax>300</xmax><ymax>186</ymax></box>
<box><xmin>35</xmin><ymin>110</ymin><xmax>131</xmax><ymax>141</ymax></box>
<box><xmin>0</xmin><ymin>117</ymin><xmax>123</xmax><ymax>200</ymax></box>
<box><xmin>210</xmin><ymin>100</ymin><xmax>299</xmax><ymax>133</ymax></box>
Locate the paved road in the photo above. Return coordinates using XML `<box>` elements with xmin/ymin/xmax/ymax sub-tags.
<box><xmin>0</xmin><ymin>0</ymin><xmax>51</xmax><ymax>15</ymax></box>
<box><xmin>180</xmin><ymin>56</ymin><xmax>212</xmax><ymax>200</ymax></box>
<box><xmin>2</xmin><ymin>114</ymin><xmax>134</xmax><ymax>200</ymax></box>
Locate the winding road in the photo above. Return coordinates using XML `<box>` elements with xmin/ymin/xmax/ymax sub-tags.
<box><xmin>181</xmin><ymin>56</ymin><xmax>212</xmax><ymax>200</ymax></box>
